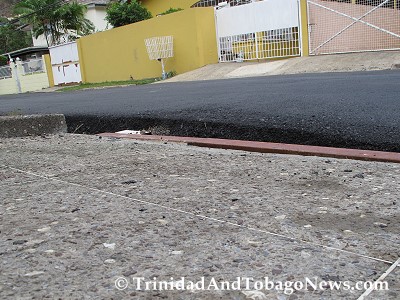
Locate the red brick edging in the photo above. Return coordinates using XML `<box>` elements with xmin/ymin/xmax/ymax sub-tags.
<box><xmin>97</xmin><ymin>133</ymin><xmax>400</xmax><ymax>164</ymax></box>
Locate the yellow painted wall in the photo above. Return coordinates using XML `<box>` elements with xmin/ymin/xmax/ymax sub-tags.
<box><xmin>0</xmin><ymin>77</ymin><xmax>18</xmax><ymax>95</ymax></box>
<box><xmin>141</xmin><ymin>0</ymin><xmax>197</xmax><ymax>16</ymax></box>
<box><xmin>0</xmin><ymin>71</ymin><xmax>48</xmax><ymax>95</ymax></box>
<box><xmin>78</xmin><ymin>7</ymin><xmax>218</xmax><ymax>83</ymax></box>
<box><xmin>299</xmin><ymin>0</ymin><xmax>309</xmax><ymax>56</ymax></box>
<box><xmin>19</xmin><ymin>56</ymin><xmax>50</xmax><ymax>93</ymax></box>
<box><xmin>43</xmin><ymin>54</ymin><xmax>55</xmax><ymax>87</ymax></box>
<box><xmin>232</xmin><ymin>40</ymin><xmax>300</xmax><ymax>60</ymax></box>
<box><xmin>19</xmin><ymin>72</ymin><xmax>49</xmax><ymax>93</ymax></box>
<box><xmin>0</xmin><ymin>58</ymin><xmax>49</xmax><ymax>95</ymax></box>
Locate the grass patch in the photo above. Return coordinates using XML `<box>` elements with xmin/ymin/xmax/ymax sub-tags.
<box><xmin>57</xmin><ymin>78</ymin><xmax>160</xmax><ymax>92</ymax></box>
<box><xmin>6</xmin><ymin>109</ymin><xmax>23</xmax><ymax>116</ymax></box>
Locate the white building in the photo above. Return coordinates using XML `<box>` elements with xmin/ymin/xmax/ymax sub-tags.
<box><xmin>32</xmin><ymin>0</ymin><xmax>111</xmax><ymax>47</ymax></box>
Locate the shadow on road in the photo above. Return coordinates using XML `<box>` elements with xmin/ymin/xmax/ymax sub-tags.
<box><xmin>66</xmin><ymin>115</ymin><xmax>400</xmax><ymax>153</ymax></box>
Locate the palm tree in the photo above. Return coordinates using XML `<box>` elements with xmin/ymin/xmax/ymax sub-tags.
<box><xmin>14</xmin><ymin>0</ymin><xmax>94</xmax><ymax>46</ymax></box>
<box><xmin>58</xmin><ymin>1</ymin><xmax>94</xmax><ymax>39</ymax></box>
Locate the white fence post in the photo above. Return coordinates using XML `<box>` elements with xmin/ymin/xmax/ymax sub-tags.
<box><xmin>11</xmin><ymin>59</ymin><xmax>22</xmax><ymax>93</ymax></box>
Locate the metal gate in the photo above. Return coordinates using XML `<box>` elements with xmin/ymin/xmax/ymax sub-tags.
<box><xmin>308</xmin><ymin>0</ymin><xmax>400</xmax><ymax>55</ymax></box>
<box><xmin>215</xmin><ymin>0</ymin><xmax>301</xmax><ymax>62</ymax></box>
<box><xmin>49</xmin><ymin>42</ymin><xmax>82</xmax><ymax>85</ymax></box>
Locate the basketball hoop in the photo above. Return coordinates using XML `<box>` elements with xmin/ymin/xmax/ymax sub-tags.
<box><xmin>145</xmin><ymin>36</ymin><xmax>174</xmax><ymax>80</ymax></box>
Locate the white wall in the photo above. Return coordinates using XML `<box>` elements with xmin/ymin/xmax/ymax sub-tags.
<box><xmin>31</xmin><ymin>5</ymin><xmax>112</xmax><ymax>47</ymax></box>
<box><xmin>32</xmin><ymin>34</ymin><xmax>49</xmax><ymax>47</ymax></box>
<box><xmin>216</xmin><ymin>0</ymin><xmax>299</xmax><ymax>37</ymax></box>
<box><xmin>86</xmin><ymin>5</ymin><xmax>111</xmax><ymax>32</ymax></box>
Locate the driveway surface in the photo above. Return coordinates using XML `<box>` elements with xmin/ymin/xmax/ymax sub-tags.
<box><xmin>0</xmin><ymin>71</ymin><xmax>399</xmax><ymax>151</ymax></box>
<box><xmin>0</xmin><ymin>134</ymin><xmax>399</xmax><ymax>299</ymax></box>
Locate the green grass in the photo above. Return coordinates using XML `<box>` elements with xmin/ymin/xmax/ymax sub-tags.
<box><xmin>57</xmin><ymin>78</ymin><xmax>160</xmax><ymax>92</ymax></box>
<box><xmin>6</xmin><ymin>108</ymin><xmax>23</xmax><ymax>116</ymax></box>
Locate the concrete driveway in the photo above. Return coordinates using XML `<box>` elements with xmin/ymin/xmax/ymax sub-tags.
<box><xmin>1</xmin><ymin>134</ymin><xmax>399</xmax><ymax>299</ymax></box>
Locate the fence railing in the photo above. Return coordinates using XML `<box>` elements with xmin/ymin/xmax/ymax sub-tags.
<box><xmin>21</xmin><ymin>59</ymin><xmax>45</xmax><ymax>75</ymax></box>
<box><xmin>191</xmin><ymin>0</ymin><xmax>251</xmax><ymax>7</ymax></box>
<box><xmin>0</xmin><ymin>65</ymin><xmax>12</xmax><ymax>80</ymax></box>
<box><xmin>218</xmin><ymin>27</ymin><xmax>300</xmax><ymax>62</ymax></box>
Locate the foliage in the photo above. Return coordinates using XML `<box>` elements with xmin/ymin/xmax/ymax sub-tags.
<box><xmin>105</xmin><ymin>1</ymin><xmax>152</xmax><ymax>28</ymax></box>
<box><xmin>13</xmin><ymin>0</ymin><xmax>94</xmax><ymax>46</ymax></box>
<box><xmin>0</xmin><ymin>17</ymin><xmax>32</xmax><ymax>62</ymax></box>
<box><xmin>0</xmin><ymin>55</ymin><xmax>8</xmax><ymax>66</ymax></box>
<box><xmin>58</xmin><ymin>1</ymin><xmax>95</xmax><ymax>38</ymax></box>
<box><xmin>165</xmin><ymin>70</ymin><xmax>176</xmax><ymax>78</ymax></box>
<box><xmin>159</xmin><ymin>8</ymin><xmax>183</xmax><ymax>16</ymax></box>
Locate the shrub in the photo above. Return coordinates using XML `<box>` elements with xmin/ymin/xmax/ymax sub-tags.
<box><xmin>106</xmin><ymin>1</ymin><xmax>152</xmax><ymax>27</ymax></box>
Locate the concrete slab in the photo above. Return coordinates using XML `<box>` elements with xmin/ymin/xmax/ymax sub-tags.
<box><xmin>0</xmin><ymin>114</ymin><xmax>67</xmax><ymax>138</ymax></box>
<box><xmin>0</xmin><ymin>134</ymin><xmax>399</xmax><ymax>299</ymax></box>
<box><xmin>372</xmin><ymin>265</ymin><xmax>400</xmax><ymax>299</ymax></box>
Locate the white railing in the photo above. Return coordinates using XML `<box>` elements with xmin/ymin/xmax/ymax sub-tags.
<box><xmin>21</xmin><ymin>59</ymin><xmax>45</xmax><ymax>75</ymax></box>
<box><xmin>218</xmin><ymin>27</ymin><xmax>300</xmax><ymax>62</ymax></box>
<box><xmin>215</xmin><ymin>0</ymin><xmax>300</xmax><ymax>62</ymax></box>
<box><xmin>191</xmin><ymin>0</ymin><xmax>251</xmax><ymax>7</ymax></box>
<box><xmin>0</xmin><ymin>65</ymin><xmax>12</xmax><ymax>80</ymax></box>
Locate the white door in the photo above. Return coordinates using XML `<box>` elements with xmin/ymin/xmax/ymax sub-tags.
<box><xmin>49</xmin><ymin>42</ymin><xmax>82</xmax><ymax>85</ymax></box>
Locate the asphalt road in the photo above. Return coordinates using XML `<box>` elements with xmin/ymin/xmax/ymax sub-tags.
<box><xmin>1</xmin><ymin>70</ymin><xmax>399</xmax><ymax>151</ymax></box>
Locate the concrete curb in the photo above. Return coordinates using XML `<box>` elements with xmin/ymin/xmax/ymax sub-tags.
<box><xmin>0</xmin><ymin>114</ymin><xmax>67</xmax><ymax>138</ymax></box>
<box><xmin>98</xmin><ymin>133</ymin><xmax>400</xmax><ymax>164</ymax></box>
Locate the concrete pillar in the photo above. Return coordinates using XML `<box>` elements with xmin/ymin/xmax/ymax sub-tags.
<box><xmin>11</xmin><ymin>58</ymin><xmax>22</xmax><ymax>93</ymax></box>
<box><xmin>43</xmin><ymin>54</ymin><xmax>55</xmax><ymax>87</ymax></box>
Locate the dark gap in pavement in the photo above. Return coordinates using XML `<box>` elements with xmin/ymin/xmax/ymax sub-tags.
<box><xmin>65</xmin><ymin>115</ymin><xmax>400</xmax><ymax>153</ymax></box>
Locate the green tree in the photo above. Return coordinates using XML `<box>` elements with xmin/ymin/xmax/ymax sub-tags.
<box><xmin>58</xmin><ymin>1</ymin><xmax>94</xmax><ymax>37</ymax></box>
<box><xmin>0</xmin><ymin>55</ymin><xmax>7</xmax><ymax>66</ymax></box>
<box><xmin>106</xmin><ymin>1</ymin><xmax>152</xmax><ymax>28</ymax></box>
<box><xmin>0</xmin><ymin>17</ymin><xmax>33</xmax><ymax>64</ymax></box>
<box><xmin>14</xmin><ymin>0</ymin><xmax>94</xmax><ymax>46</ymax></box>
